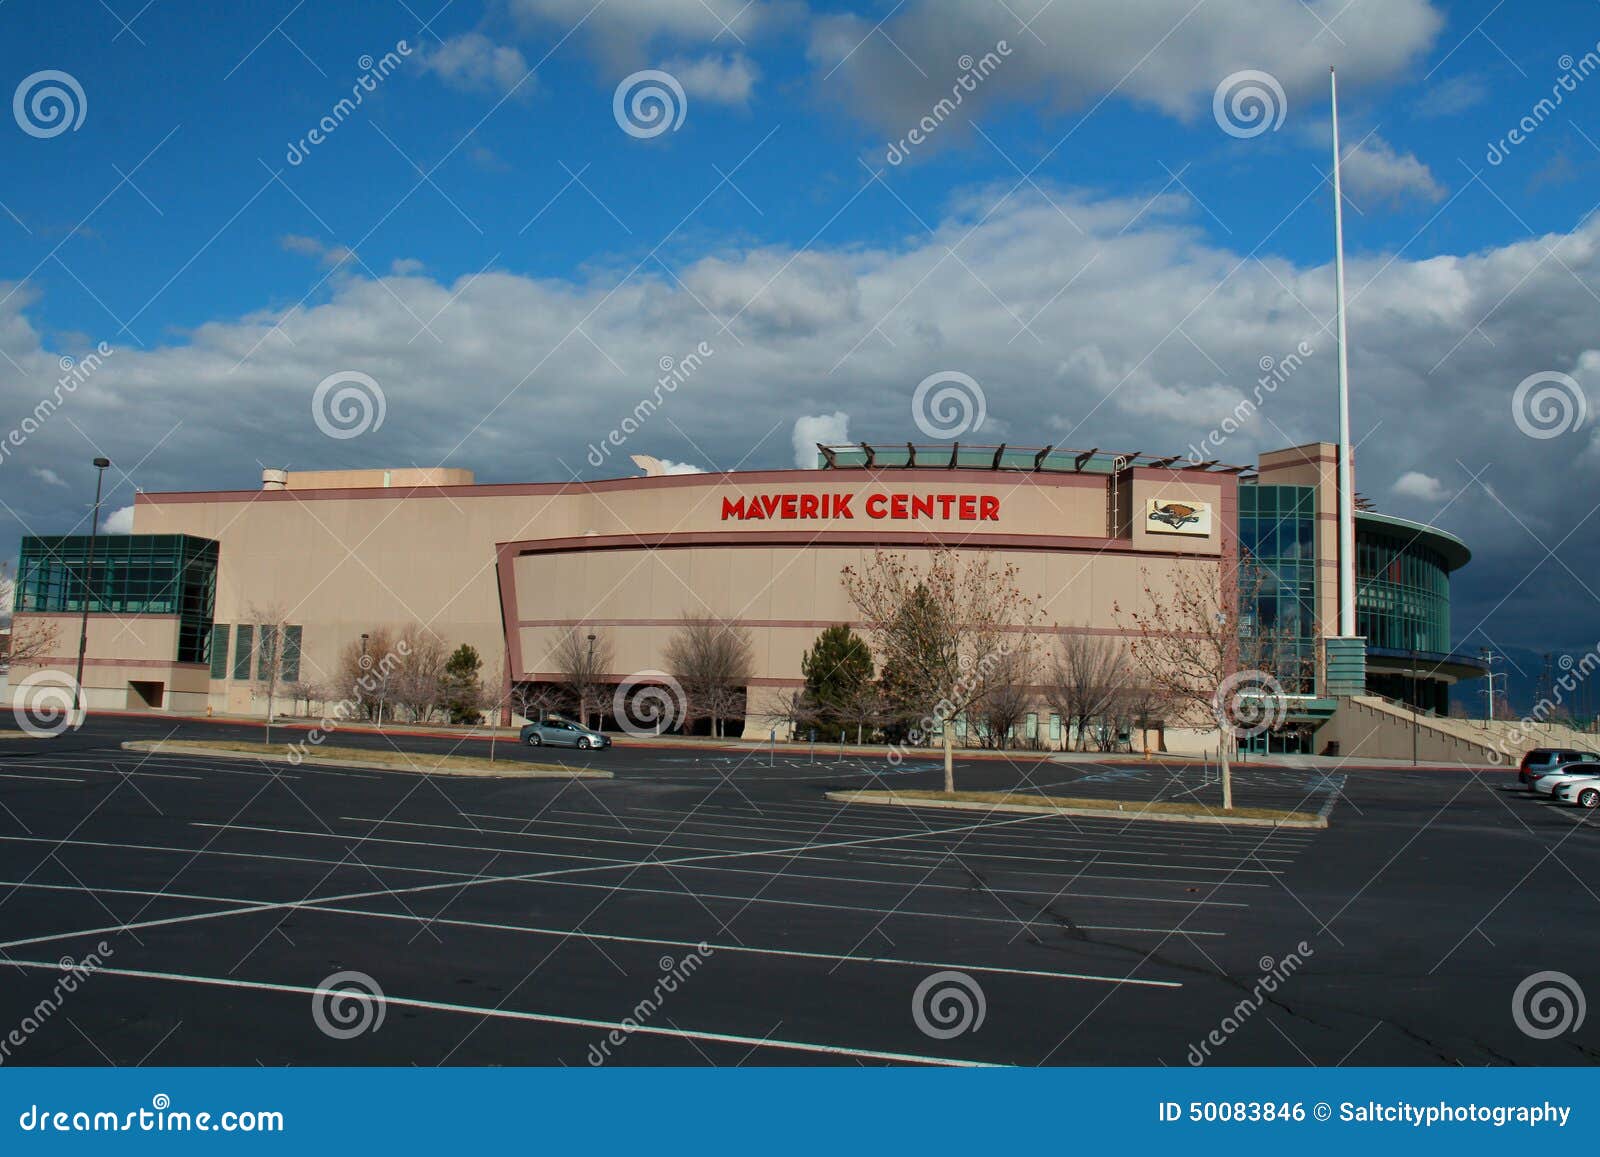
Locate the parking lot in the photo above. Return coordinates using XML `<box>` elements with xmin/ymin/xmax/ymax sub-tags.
<box><xmin>0</xmin><ymin>717</ymin><xmax>1595</xmax><ymax>1066</ymax></box>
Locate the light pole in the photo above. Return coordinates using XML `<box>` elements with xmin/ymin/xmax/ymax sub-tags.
<box><xmin>72</xmin><ymin>457</ymin><xmax>111</xmax><ymax>720</ymax></box>
<box><xmin>586</xmin><ymin>632</ymin><xmax>597</xmax><ymax>730</ymax></box>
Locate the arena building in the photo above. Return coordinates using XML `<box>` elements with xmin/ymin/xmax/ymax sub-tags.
<box><xmin>8</xmin><ymin>441</ymin><xmax>1487</xmax><ymax>757</ymax></box>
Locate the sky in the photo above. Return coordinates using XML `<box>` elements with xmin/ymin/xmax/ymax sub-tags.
<box><xmin>3</xmin><ymin>0</ymin><xmax>1599</xmax><ymax>707</ymax></box>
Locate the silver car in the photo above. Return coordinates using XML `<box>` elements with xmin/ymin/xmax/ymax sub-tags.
<box><xmin>519</xmin><ymin>717</ymin><xmax>612</xmax><ymax>749</ymax></box>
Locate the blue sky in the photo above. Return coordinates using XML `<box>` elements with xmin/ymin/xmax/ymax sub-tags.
<box><xmin>5</xmin><ymin>0</ymin><xmax>1600</xmax><ymax>699</ymax></box>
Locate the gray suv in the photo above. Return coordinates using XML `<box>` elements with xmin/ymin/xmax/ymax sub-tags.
<box><xmin>520</xmin><ymin>717</ymin><xmax>612</xmax><ymax>749</ymax></box>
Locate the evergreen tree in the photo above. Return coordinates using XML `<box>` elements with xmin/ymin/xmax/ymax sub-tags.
<box><xmin>443</xmin><ymin>643</ymin><xmax>485</xmax><ymax>725</ymax></box>
<box><xmin>800</xmin><ymin>624</ymin><xmax>874</xmax><ymax>737</ymax></box>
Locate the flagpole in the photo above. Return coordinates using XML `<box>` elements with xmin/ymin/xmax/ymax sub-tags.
<box><xmin>1330</xmin><ymin>66</ymin><xmax>1356</xmax><ymax>638</ymax></box>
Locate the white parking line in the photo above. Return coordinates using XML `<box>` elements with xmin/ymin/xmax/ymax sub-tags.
<box><xmin>0</xmin><ymin>809</ymin><xmax>1072</xmax><ymax>949</ymax></box>
<box><xmin>0</xmin><ymin>880</ymin><xmax>1182</xmax><ymax>988</ymax></box>
<box><xmin>0</xmin><ymin>959</ymin><xmax>1000</xmax><ymax>1067</ymax></box>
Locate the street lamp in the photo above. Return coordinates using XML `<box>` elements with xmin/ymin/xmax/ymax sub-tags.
<box><xmin>586</xmin><ymin>632</ymin><xmax>597</xmax><ymax>729</ymax></box>
<box><xmin>72</xmin><ymin>457</ymin><xmax>112</xmax><ymax>719</ymax></box>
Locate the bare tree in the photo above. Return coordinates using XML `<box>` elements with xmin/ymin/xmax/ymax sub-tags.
<box><xmin>842</xmin><ymin>549</ymin><xmax>1042</xmax><ymax>792</ymax></box>
<box><xmin>337</xmin><ymin>627</ymin><xmax>405</xmax><ymax>723</ymax></box>
<box><xmin>976</xmin><ymin>642</ymin><xmax>1036</xmax><ymax>749</ymax></box>
<box><xmin>389</xmin><ymin>626</ymin><xmax>450</xmax><ymax>723</ymax></box>
<box><xmin>765</xmin><ymin>687</ymin><xmax>820</xmax><ymax>742</ymax></box>
<box><xmin>663</xmin><ymin>612</ymin><xmax>754</xmax><ymax>738</ymax></box>
<box><xmin>1113</xmin><ymin>557</ymin><xmax>1282</xmax><ymax>810</ymax></box>
<box><xmin>553</xmin><ymin>628</ymin><xmax>613</xmax><ymax>730</ymax></box>
<box><xmin>247</xmin><ymin>602</ymin><xmax>294</xmax><ymax>745</ymax></box>
<box><xmin>512</xmin><ymin>681</ymin><xmax>563</xmax><ymax>724</ymax></box>
<box><xmin>1043</xmin><ymin>631</ymin><xmax>1132</xmax><ymax>752</ymax></box>
<box><xmin>836</xmin><ymin>679</ymin><xmax>887</xmax><ymax>746</ymax></box>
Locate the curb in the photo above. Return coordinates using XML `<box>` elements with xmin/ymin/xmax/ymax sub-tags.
<box><xmin>824</xmin><ymin>790</ymin><xmax>1328</xmax><ymax>830</ymax></box>
<box><xmin>119</xmin><ymin>741</ymin><xmax>612</xmax><ymax>780</ymax></box>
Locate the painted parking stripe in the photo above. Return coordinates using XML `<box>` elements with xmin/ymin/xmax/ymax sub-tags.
<box><xmin>0</xmin><ymin>809</ymin><xmax>1074</xmax><ymax>949</ymax></box>
<box><xmin>213</xmin><ymin>818</ymin><xmax>1285</xmax><ymax>877</ymax></box>
<box><xmin>0</xmin><ymin>959</ymin><xmax>1000</xmax><ymax>1067</ymax></box>
<box><xmin>0</xmin><ymin>880</ymin><xmax>1182</xmax><ymax>988</ymax></box>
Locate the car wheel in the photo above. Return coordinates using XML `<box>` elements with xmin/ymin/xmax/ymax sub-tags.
<box><xmin>1580</xmin><ymin>788</ymin><xmax>1599</xmax><ymax>810</ymax></box>
<box><xmin>526</xmin><ymin>733</ymin><xmax>542</xmax><ymax>747</ymax></box>
<box><xmin>579</xmin><ymin>736</ymin><xmax>595</xmax><ymax>750</ymax></box>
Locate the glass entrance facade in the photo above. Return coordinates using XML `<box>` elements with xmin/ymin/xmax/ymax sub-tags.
<box><xmin>13</xmin><ymin>534</ymin><xmax>220</xmax><ymax>665</ymax></box>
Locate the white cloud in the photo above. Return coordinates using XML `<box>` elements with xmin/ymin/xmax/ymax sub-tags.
<box><xmin>792</xmin><ymin>412</ymin><xmax>850</xmax><ymax>468</ymax></box>
<box><xmin>280</xmin><ymin>235</ymin><xmax>353</xmax><ymax>267</ymax></box>
<box><xmin>812</xmin><ymin>0</ymin><xmax>1443</xmax><ymax>143</ymax></box>
<box><xmin>663</xmin><ymin>53</ymin><xmax>759</xmax><ymax>105</ymax></box>
<box><xmin>1392</xmin><ymin>470</ymin><xmax>1448</xmax><ymax>503</ymax></box>
<box><xmin>30</xmin><ymin>467</ymin><xmax>65</xmax><ymax>487</ymax></box>
<box><xmin>1414</xmin><ymin>73</ymin><xmax>1487</xmax><ymax>119</ymax></box>
<box><xmin>656</xmin><ymin>458</ymin><xmax>707</xmax><ymax>474</ymax></box>
<box><xmin>1341</xmin><ymin>134</ymin><xmax>1445</xmax><ymax>206</ymax></box>
<box><xmin>100</xmin><ymin>505</ymin><xmax>135</xmax><ymax>534</ymax></box>
<box><xmin>420</xmin><ymin>32</ymin><xmax>531</xmax><ymax>97</ymax></box>
<box><xmin>5</xmin><ymin>176</ymin><xmax>1600</xmax><ymax>651</ymax></box>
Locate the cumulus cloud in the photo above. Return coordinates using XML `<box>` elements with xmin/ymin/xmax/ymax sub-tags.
<box><xmin>4</xmin><ymin>178</ymin><xmax>1600</xmax><ymax>654</ymax></box>
<box><xmin>656</xmin><ymin>458</ymin><xmax>707</xmax><ymax>474</ymax></box>
<box><xmin>1392</xmin><ymin>470</ymin><xmax>1448</xmax><ymax>503</ymax></box>
<box><xmin>792</xmin><ymin>412</ymin><xmax>850</xmax><ymax>468</ymax></box>
<box><xmin>280</xmin><ymin>235</ymin><xmax>353</xmax><ymax>267</ymax></box>
<box><xmin>1341</xmin><ymin>134</ymin><xmax>1445</xmax><ymax>206</ymax></box>
<box><xmin>30</xmin><ymin>467</ymin><xmax>65</xmax><ymax>487</ymax></box>
<box><xmin>100</xmin><ymin>505</ymin><xmax>135</xmax><ymax>534</ymax></box>
<box><xmin>663</xmin><ymin>53</ymin><xmax>759</xmax><ymax>105</ymax></box>
<box><xmin>812</xmin><ymin>0</ymin><xmax>1442</xmax><ymax>145</ymax></box>
<box><xmin>419</xmin><ymin>32</ymin><xmax>532</xmax><ymax>97</ymax></box>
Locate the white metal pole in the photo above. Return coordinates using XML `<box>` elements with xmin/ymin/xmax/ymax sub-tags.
<box><xmin>1331</xmin><ymin>67</ymin><xmax>1357</xmax><ymax>638</ymax></box>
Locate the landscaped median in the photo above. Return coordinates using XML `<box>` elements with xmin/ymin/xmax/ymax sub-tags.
<box><xmin>825</xmin><ymin>789</ymin><xmax>1326</xmax><ymax>829</ymax></box>
<box><xmin>119</xmin><ymin>739</ymin><xmax>611</xmax><ymax>779</ymax></box>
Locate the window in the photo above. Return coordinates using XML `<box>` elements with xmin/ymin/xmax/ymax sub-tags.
<box><xmin>282</xmin><ymin>626</ymin><xmax>302</xmax><ymax>682</ymax></box>
<box><xmin>256</xmin><ymin>625</ymin><xmax>278</xmax><ymax>680</ymax></box>
<box><xmin>209</xmin><ymin>624</ymin><xmax>230</xmax><ymax>679</ymax></box>
<box><xmin>233</xmin><ymin>625</ymin><xmax>254</xmax><ymax>681</ymax></box>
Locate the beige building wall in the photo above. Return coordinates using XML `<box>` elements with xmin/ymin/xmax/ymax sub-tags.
<box><xmin>115</xmin><ymin>462</ymin><xmax>1237</xmax><ymax>736</ymax></box>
